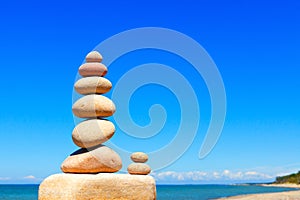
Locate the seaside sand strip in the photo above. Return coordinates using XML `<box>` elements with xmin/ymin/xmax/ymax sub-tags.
<box><xmin>261</xmin><ymin>183</ymin><xmax>300</xmax><ymax>188</ymax></box>
<box><xmin>219</xmin><ymin>190</ymin><xmax>300</xmax><ymax>199</ymax></box>
<box><xmin>218</xmin><ymin>184</ymin><xmax>300</xmax><ymax>200</ymax></box>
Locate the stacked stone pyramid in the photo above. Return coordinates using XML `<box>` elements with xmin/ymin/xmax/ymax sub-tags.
<box><xmin>39</xmin><ymin>51</ymin><xmax>156</xmax><ymax>200</ymax></box>
<box><xmin>61</xmin><ymin>51</ymin><xmax>122</xmax><ymax>173</ymax></box>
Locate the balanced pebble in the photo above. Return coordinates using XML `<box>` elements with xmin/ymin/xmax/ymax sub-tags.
<box><xmin>72</xmin><ymin>119</ymin><xmax>115</xmax><ymax>148</ymax></box>
<box><xmin>127</xmin><ymin>163</ymin><xmax>151</xmax><ymax>175</ymax></box>
<box><xmin>72</xmin><ymin>94</ymin><xmax>116</xmax><ymax>118</ymax></box>
<box><xmin>79</xmin><ymin>63</ymin><xmax>107</xmax><ymax>77</ymax></box>
<box><xmin>85</xmin><ymin>51</ymin><xmax>103</xmax><ymax>63</ymax></box>
<box><xmin>131</xmin><ymin>152</ymin><xmax>148</xmax><ymax>163</ymax></box>
<box><xmin>74</xmin><ymin>77</ymin><xmax>112</xmax><ymax>95</ymax></box>
<box><xmin>61</xmin><ymin>145</ymin><xmax>122</xmax><ymax>173</ymax></box>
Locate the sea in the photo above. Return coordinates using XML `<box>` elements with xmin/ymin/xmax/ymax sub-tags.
<box><xmin>0</xmin><ymin>184</ymin><xmax>298</xmax><ymax>199</ymax></box>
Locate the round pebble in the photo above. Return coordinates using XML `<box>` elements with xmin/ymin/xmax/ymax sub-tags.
<box><xmin>74</xmin><ymin>77</ymin><xmax>112</xmax><ymax>94</ymax></box>
<box><xmin>72</xmin><ymin>94</ymin><xmax>116</xmax><ymax>118</ymax></box>
<box><xmin>130</xmin><ymin>152</ymin><xmax>148</xmax><ymax>163</ymax></box>
<box><xmin>85</xmin><ymin>51</ymin><xmax>103</xmax><ymax>63</ymax></box>
<box><xmin>79</xmin><ymin>63</ymin><xmax>107</xmax><ymax>77</ymax></box>
<box><xmin>72</xmin><ymin>119</ymin><xmax>115</xmax><ymax>148</ymax></box>
<box><xmin>127</xmin><ymin>163</ymin><xmax>151</xmax><ymax>175</ymax></box>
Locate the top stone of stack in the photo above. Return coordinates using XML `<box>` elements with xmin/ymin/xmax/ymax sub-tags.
<box><xmin>85</xmin><ymin>51</ymin><xmax>103</xmax><ymax>63</ymax></box>
<box><xmin>79</xmin><ymin>51</ymin><xmax>107</xmax><ymax>77</ymax></box>
<box><xmin>131</xmin><ymin>152</ymin><xmax>148</xmax><ymax>163</ymax></box>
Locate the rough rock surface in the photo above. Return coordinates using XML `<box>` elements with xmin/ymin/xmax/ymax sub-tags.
<box><xmin>39</xmin><ymin>173</ymin><xmax>156</xmax><ymax>200</ymax></box>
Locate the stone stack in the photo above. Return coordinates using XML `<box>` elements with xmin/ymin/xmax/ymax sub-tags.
<box><xmin>128</xmin><ymin>152</ymin><xmax>151</xmax><ymax>175</ymax></box>
<box><xmin>39</xmin><ymin>51</ymin><xmax>156</xmax><ymax>200</ymax></box>
<box><xmin>60</xmin><ymin>51</ymin><xmax>122</xmax><ymax>173</ymax></box>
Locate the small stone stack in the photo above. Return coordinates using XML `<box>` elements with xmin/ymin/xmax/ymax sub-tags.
<box><xmin>60</xmin><ymin>51</ymin><xmax>122</xmax><ymax>173</ymax></box>
<box><xmin>128</xmin><ymin>152</ymin><xmax>151</xmax><ymax>175</ymax></box>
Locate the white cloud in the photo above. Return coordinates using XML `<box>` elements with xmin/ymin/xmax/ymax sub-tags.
<box><xmin>245</xmin><ymin>163</ymin><xmax>300</xmax><ymax>178</ymax></box>
<box><xmin>0</xmin><ymin>177</ymin><xmax>11</xmax><ymax>181</ymax></box>
<box><xmin>23</xmin><ymin>175</ymin><xmax>36</xmax><ymax>180</ymax></box>
<box><xmin>245</xmin><ymin>171</ymin><xmax>258</xmax><ymax>176</ymax></box>
<box><xmin>152</xmin><ymin>170</ymin><xmax>273</xmax><ymax>183</ymax></box>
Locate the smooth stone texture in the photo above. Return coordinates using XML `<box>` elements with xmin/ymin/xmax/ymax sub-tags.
<box><xmin>85</xmin><ymin>51</ymin><xmax>103</xmax><ymax>63</ymax></box>
<box><xmin>127</xmin><ymin>163</ymin><xmax>151</xmax><ymax>175</ymax></box>
<box><xmin>61</xmin><ymin>145</ymin><xmax>122</xmax><ymax>173</ymax></box>
<box><xmin>72</xmin><ymin>119</ymin><xmax>115</xmax><ymax>148</ymax></box>
<box><xmin>79</xmin><ymin>63</ymin><xmax>107</xmax><ymax>77</ymax></box>
<box><xmin>75</xmin><ymin>77</ymin><xmax>112</xmax><ymax>94</ymax></box>
<box><xmin>72</xmin><ymin>94</ymin><xmax>116</xmax><ymax>118</ymax></box>
<box><xmin>131</xmin><ymin>152</ymin><xmax>149</xmax><ymax>163</ymax></box>
<box><xmin>39</xmin><ymin>173</ymin><xmax>156</xmax><ymax>200</ymax></box>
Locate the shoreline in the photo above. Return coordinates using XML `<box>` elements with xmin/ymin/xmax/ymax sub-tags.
<box><xmin>260</xmin><ymin>183</ymin><xmax>300</xmax><ymax>188</ymax></box>
<box><xmin>217</xmin><ymin>183</ymin><xmax>300</xmax><ymax>199</ymax></box>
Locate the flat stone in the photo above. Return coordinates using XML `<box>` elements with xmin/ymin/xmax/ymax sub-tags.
<box><xmin>39</xmin><ymin>173</ymin><xmax>156</xmax><ymax>200</ymax></box>
<box><xmin>74</xmin><ymin>77</ymin><xmax>112</xmax><ymax>94</ymax></box>
<box><xmin>72</xmin><ymin>119</ymin><xmax>115</xmax><ymax>148</ymax></box>
<box><xmin>85</xmin><ymin>51</ymin><xmax>103</xmax><ymax>63</ymax></box>
<box><xmin>131</xmin><ymin>152</ymin><xmax>149</xmax><ymax>163</ymax></box>
<box><xmin>72</xmin><ymin>94</ymin><xmax>116</xmax><ymax>118</ymax></box>
<box><xmin>79</xmin><ymin>63</ymin><xmax>107</xmax><ymax>77</ymax></box>
<box><xmin>127</xmin><ymin>163</ymin><xmax>151</xmax><ymax>175</ymax></box>
<box><xmin>61</xmin><ymin>145</ymin><xmax>122</xmax><ymax>173</ymax></box>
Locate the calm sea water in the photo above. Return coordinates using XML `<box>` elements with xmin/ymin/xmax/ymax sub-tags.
<box><xmin>0</xmin><ymin>185</ymin><xmax>38</xmax><ymax>200</ymax></box>
<box><xmin>0</xmin><ymin>184</ymin><xmax>298</xmax><ymax>199</ymax></box>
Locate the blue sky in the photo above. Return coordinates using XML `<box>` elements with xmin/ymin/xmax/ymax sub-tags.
<box><xmin>0</xmin><ymin>0</ymin><xmax>299</xmax><ymax>184</ymax></box>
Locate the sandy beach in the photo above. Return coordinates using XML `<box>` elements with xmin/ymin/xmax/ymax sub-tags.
<box><xmin>217</xmin><ymin>184</ymin><xmax>300</xmax><ymax>200</ymax></box>
<box><xmin>261</xmin><ymin>183</ymin><xmax>300</xmax><ymax>188</ymax></box>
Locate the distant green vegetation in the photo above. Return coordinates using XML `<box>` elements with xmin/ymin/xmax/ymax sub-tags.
<box><xmin>275</xmin><ymin>171</ymin><xmax>300</xmax><ymax>184</ymax></box>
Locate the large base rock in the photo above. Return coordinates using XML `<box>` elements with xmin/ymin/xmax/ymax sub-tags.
<box><xmin>39</xmin><ymin>173</ymin><xmax>156</xmax><ymax>200</ymax></box>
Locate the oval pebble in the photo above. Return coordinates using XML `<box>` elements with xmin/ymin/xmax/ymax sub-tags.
<box><xmin>72</xmin><ymin>119</ymin><xmax>115</xmax><ymax>148</ymax></box>
<box><xmin>127</xmin><ymin>163</ymin><xmax>151</xmax><ymax>175</ymax></box>
<box><xmin>79</xmin><ymin>63</ymin><xmax>107</xmax><ymax>77</ymax></box>
<box><xmin>61</xmin><ymin>145</ymin><xmax>122</xmax><ymax>173</ymax></box>
<box><xmin>72</xmin><ymin>94</ymin><xmax>116</xmax><ymax>118</ymax></box>
<box><xmin>131</xmin><ymin>152</ymin><xmax>148</xmax><ymax>163</ymax></box>
<box><xmin>75</xmin><ymin>77</ymin><xmax>112</xmax><ymax>95</ymax></box>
